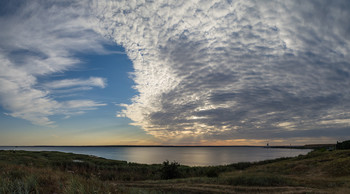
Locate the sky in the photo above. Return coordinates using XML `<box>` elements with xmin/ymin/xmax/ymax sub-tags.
<box><xmin>0</xmin><ymin>0</ymin><xmax>350</xmax><ymax>146</ymax></box>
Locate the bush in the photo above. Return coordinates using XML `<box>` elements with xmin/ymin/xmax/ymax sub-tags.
<box><xmin>161</xmin><ymin>160</ymin><xmax>180</xmax><ymax>179</ymax></box>
<box><xmin>229</xmin><ymin>162</ymin><xmax>252</xmax><ymax>170</ymax></box>
<box><xmin>206</xmin><ymin>168</ymin><xmax>219</xmax><ymax>177</ymax></box>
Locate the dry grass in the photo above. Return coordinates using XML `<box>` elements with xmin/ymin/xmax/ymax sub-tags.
<box><xmin>1</xmin><ymin>149</ymin><xmax>350</xmax><ymax>193</ymax></box>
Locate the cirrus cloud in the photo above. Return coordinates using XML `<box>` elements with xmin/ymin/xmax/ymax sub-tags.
<box><xmin>0</xmin><ymin>0</ymin><xmax>108</xmax><ymax>126</ymax></box>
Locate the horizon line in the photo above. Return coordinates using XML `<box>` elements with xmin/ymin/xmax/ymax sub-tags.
<box><xmin>0</xmin><ymin>144</ymin><xmax>320</xmax><ymax>147</ymax></box>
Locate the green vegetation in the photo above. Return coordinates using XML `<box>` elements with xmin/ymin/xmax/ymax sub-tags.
<box><xmin>1</xmin><ymin>149</ymin><xmax>350</xmax><ymax>193</ymax></box>
<box><xmin>161</xmin><ymin>160</ymin><xmax>181</xmax><ymax>179</ymax></box>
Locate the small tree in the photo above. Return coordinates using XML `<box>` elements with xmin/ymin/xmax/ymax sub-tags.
<box><xmin>161</xmin><ymin>160</ymin><xmax>180</xmax><ymax>179</ymax></box>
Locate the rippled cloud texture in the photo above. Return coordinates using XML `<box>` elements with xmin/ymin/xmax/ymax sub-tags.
<box><xmin>1</xmin><ymin>0</ymin><xmax>350</xmax><ymax>143</ymax></box>
<box><xmin>96</xmin><ymin>0</ymin><xmax>350</xmax><ymax>141</ymax></box>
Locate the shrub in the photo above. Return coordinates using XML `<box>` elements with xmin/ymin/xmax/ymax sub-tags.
<box><xmin>206</xmin><ymin>168</ymin><xmax>219</xmax><ymax>177</ymax></box>
<box><xmin>161</xmin><ymin>160</ymin><xmax>181</xmax><ymax>179</ymax></box>
<box><xmin>229</xmin><ymin>162</ymin><xmax>252</xmax><ymax>170</ymax></box>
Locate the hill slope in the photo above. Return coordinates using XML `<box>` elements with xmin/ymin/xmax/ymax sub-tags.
<box><xmin>0</xmin><ymin>149</ymin><xmax>350</xmax><ymax>193</ymax></box>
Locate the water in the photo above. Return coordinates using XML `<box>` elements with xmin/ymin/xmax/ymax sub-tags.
<box><xmin>0</xmin><ymin>146</ymin><xmax>311</xmax><ymax>166</ymax></box>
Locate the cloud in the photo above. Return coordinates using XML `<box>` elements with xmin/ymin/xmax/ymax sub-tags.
<box><xmin>93</xmin><ymin>0</ymin><xmax>350</xmax><ymax>141</ymax></box>
<box><xmin>0</xmin><ymin>0</ymin><xmax>108</xmax><ymax>126</ymax></box>
<box><xmin>1</xmin><ymin>0</ymin><xmax>350</xmax><ymax>143</ymax></box>
<box><xmin>61</xmin><ymin>100</ymin><xmax>106</xmax><ymax>109</ymax></box>
<box><xmin>44</xmin><ymin>77</ymin><xmax>107</xmax><ymax>89</ymax></box>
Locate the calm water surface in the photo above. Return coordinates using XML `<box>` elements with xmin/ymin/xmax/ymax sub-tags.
<box><xmin>0</xmin><ymin>146</ymin><xmax>311</xmax><ymax>166</ymax></box>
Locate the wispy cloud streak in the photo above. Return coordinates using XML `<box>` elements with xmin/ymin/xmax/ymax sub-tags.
<box><xmin>44</xmin><ymin>77</ymin><xmax>106</xmax><ymax>89</ymax></box>
<box><xmin>0</xmin><ymin>0</ymin><xmax>107</xmax><ymax>126</ymax></box>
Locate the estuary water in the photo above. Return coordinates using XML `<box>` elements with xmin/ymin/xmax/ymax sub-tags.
<box><xmin>0</xmin><ymin>146</ymin><xmax>311</xmax><ymax>166</ymax></box>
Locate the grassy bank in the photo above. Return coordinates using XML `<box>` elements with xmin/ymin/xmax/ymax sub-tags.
<box><xmin>0</xmin><ymin>149</ymin><xmax>350</xmax><ymax>193</ymax></box>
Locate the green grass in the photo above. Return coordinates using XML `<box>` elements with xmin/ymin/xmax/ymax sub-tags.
<box><xmin>1</xmin><ymin>149</ymin><xmax>350</xmax><ymax>193</ymax></box>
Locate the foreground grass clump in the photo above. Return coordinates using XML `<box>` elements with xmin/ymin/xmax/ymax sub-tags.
<box><xmin>1</xmin><ymin>149</ymin><xmax>350</xmax><ymax>193</ymax></box>
<box><xmin>224</xmin><ymin>174</ymin><xmax>290</xmax><ymax>186</ymax></box>
<box><xmin>0</xmin><ymin>165</ymin><xmax>117</xmax><ymax>193</ymax></box>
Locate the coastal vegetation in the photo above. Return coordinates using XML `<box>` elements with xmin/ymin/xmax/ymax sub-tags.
<box><xmin>336</xmin><ymin>140</ymin><xmax>350</xmax><ymax>150</ymax></box>
<box><xmin>1</xmin><ymin>148</ymin><xmax>350</xmax><ymax>193</ymax></box>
